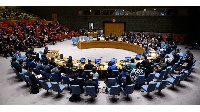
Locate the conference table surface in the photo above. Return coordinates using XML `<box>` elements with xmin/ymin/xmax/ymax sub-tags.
<box><xmin>78</xmin><ymin>41</ymin><xmax>146</xmax><ymax>55</ymax></box>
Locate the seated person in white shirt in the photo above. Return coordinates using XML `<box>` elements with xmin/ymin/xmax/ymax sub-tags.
<box><xmin>90</xmin><ymin>67</ymin><xmax>99</xmax><ymax>79</ymax></box>
<box><xmin>99</xmin><ymin>35</ymin><xmax>105</xmax><ymax>41</ymax></box>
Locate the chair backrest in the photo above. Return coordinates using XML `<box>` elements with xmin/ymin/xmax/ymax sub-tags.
<box><xmin>19</xmin><ymin>73</ymin><xmax>27</xmax><ymax>82</ymax></box>
<box><xmin>171</xmin><ymin>50</ymin><xmax>175</xmax><ymax>55</ymax></box>
<box><xmin>39</xmin><ymin>80</ymin><xmax>49</xmax><ymax>90</ymax></box>
<box><xmin>84</xmin><ymin>36</ymin><xmax>88</xmax><ymax>41</ymax></box>
<box><xmin>165</xmin><ymin>66</ymin><xmax>171</xmax><ymax>76</ymax></box>
<box><xmin>76</xmin><ymin>37</ymin><xmax>80</xmax><ymax>41</ymax></box>
<box><xmin>89</xmin><ymin>36</ymin><xmax>93</xmax><ymax>40</ymax></box>
<box><xmin>84</xmin><ymin>70</ymin><xmax>92</xmax><ymax>76</ymax></box>
<box><xmin>51</xmin><ymin>82</ymin><xmax>61</xmax><ymax>92</ymax></box>
<box><xmin>51</xmin><ymin>73</ymin><xmax>60</xmax><ymax>82</ymax></box>
<box><xmin>147</xmin><ymin>82</ymin><xmax>157</xmax><ymax>92</ymax></box>
<box><xmin>124</xmin><ymin>84</ymin><xmax>135</xmax><ymax>94</ymax></box>
<box><xmin>14</xmin><ymin>53</ymin><xmax>19</xmax><ymax>59</ymax></box>
<box><xmin>112</xmin><ymin>70</ymin><xmax>119</xmax><ymax>77</ymax></box>
<box><xmin>136</xmin><ymin>75</ymin><xmax>145</xmax><ymax>84</ymax></box>
<box><xmin>106</xmin><ymin>78</ymin><xmax>116</xmax><ymax>88</ymax></box>
<box><xmin>172</xmin><ymin>75</ymin><xmax>181</xmax><ymax>85</ymax></box>
<box><xmin>71</xmin><ymin>85</ymin><xmax>81</xmax><ymax>95</ymax></box>
<box><xmin>65</xmin><ymin>67</ymin><xmax>73</xmax><ymax>75</ymax></box>
<box><xmin>62</xmin><ymin>75</ymin><xmax>70</xmax><ymax>84</ymax></box>
<box><xmin>146</xmin><ymin>73</ymin><xmax>155</xmax><ymax>82</ymax></box>
<box><xmin>40</xmin><ymin>71</ymin><xmax>48</xmax><ymax>80</ymax></box>
<box><xmin>110</xmin><ymin>85</ymin><xmax>120</xmax><ymax>95</ymax></box>
<box><xmin>187</xmin><ymin>67</ymin><xmax>194</xmax><ymax>76</ymax></box>
<box><xmin>86</xmin><ymin>86</ymin><xmax>96</xmax><ymax>97</ymax></box>
<box><xmin>17</xmin><ymin>51</ymin><xmax>22</xmax><ymax>58</ymax></box>
<box><xmin>157</xmin><ymin>80</ymin><xmax>168</xmax><ymax>90</ymax></box>
<box><xmin>92</xmin><ymin>77</ymin><xmax>99</xmax><ymax>86</ymax></box>
<box><xmin>183</xmin><ymin>50</ymin><xmax>187</xmax><ymax>57</ymax></box>
<box><xmin>25</xmin><ymin>76</ymin><xmax>32</xmax><ymax>85</ymax></box>
<box><xmin>180</xmin><ymin>72</ymin><xmax>188</xmax><ymax>81</ymax></box>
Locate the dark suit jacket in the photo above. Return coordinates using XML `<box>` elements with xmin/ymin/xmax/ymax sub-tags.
<box><xmin>36</xmin><ymin>63</ymin><xmax>43</xmax><ymax>71</ymax></box>
<box><xmin>70</xmin><ymin>79</ymin><xmax>84</xmax><ymax>93</ymax></box>
<box><xmin>44</xmin><ymin>49</ymin><xmax>50</xmax><ymax>54</ymax></box>
<box><xmin>49</xmin><ymin>60</ymin><xmax>56</xmax><ymax>67</ymax></box>
<box><xmin>84</xmin><ymin>63</ymin><xmax>94</xmax><ymax>70</ymax></box>
<box><xmin>13</xmin><ymin>61</ymin><xmax>22</xmax><ymax>73</ymax></box>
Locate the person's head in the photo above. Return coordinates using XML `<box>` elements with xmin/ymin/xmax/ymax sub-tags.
<box><xmin>44</xmin><ymin>60</ymin><xmax>48</xmax><ymax>65</ymax></box>
<box><xmin>92</xmin><ymin>67</ymin><xmax>97</xmax><ymax>73</ymax></box>
<box><xmin>188</xmin><ymin>56</ymin><xmax>193</xmax><ymax>61</ymax></box>
<box><xmin>187</xmin><ymin>50</ymin><xmax>190</xmax><ymax>54</ymax></box>
<box><xmin>40</xmin><ymin>59</ymin><xmax>43</xmax><ymax>64</ymax></box>
<box><xmin>131</xmin><ymin>58</ymin><xmax>135</xmax><ymax>63</ymax></box>
<box><xmin>143</xmin><ymin>55</ymin><xmax>147</xmax><ymax>60</ymax></box>
<box><xmin>108</xmin><ymin>61</ymin><xmax>113</xmax><ymax>66</ymax></box>
<box><xmin>29</xmin><ymin>67</ymin><xmax>33</xmax><ymax>72</ymax></box>
<box><xmin>45</xmin><ymin>46</ymin><xmax>48</xmax><ymax>49</ymax></box>
<box><xmin>122</xmin><ymin>66</ymin><xmax>126</xmax><ymax>71</ymax></box>
<box><xmin>88</xmin><ymin>74</ymin><xmax>93</xmax><ymax>80</ymax></box>
<box><xmin>12</xmin><ymin>57</ymin><xmax>16</xmax><ymax>62</ymax></box>
<box><xmin>51</xmin><ymin>57</ymin><xmax>54</xmax><ymax>61</ymax></box>
<box><xmin>88</xmin><ymin>59</ymin><xmax>91</xmax><ymax>63</ymax></box>
<box><xmin>19</xmin><ymin>60</ymin><xmax>23</xmax><ymax>65</ymax></box>
<box><xmin>74</xmin><ymin>74</ymin><xmax>78</xmax><ymax>79</ymax></box>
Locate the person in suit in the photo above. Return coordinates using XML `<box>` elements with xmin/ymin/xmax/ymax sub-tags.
<box><xmin>43</xmin><ymin>46</ymin><xmax>50</xmax><ymax>54</ymax></box>
<box><xmin>49</xmin><ymin>57</ymin><xmax>56</xmax><ymax>67</ymax></box>
<box><xmin>36</xmin><ymin>59</ymin><xmax>43</xmax><ymax>71</ymax></box>
<box><xmin>118</xmin><ymin>66</ymin><xmax>129</xmax><ymax>84</ymax></box>
<box><xmin>104</xmin><ymin>68</ymin><xmax>115</xmax><ymax>83</ymax></box>
<box><xmin>84</xmin><ymin>59</ymin><xmax>94</xmax><ymax>70</ymax></box>
<box><xmin>113</xmin><ymin>34</ymin><xmax>118</xmax><ymax>41</ymax></box>
<box><xmin>165</xmin><ymin>42</ymin><xmax>171</xmax><ymax>54</ymax></box>
<box><xmin>13</xmin><ymin>59</ymin><xmax>22</xmax><ymax>74</ymax></box>
<box><xmin>43</xmin><ymin>61</ymin><xmax>51</xmax><ymax>75</ymax></box>
<box><xmin>85</xmin><ymin>74</ymin><xmax>98</xmax><ymax>94</ymax></box>
<box><xmin>122</xmin><ymin>74</ymin><xmax>133</xmax><ymax>90</ymax></box>
<box><xmin>51</xmin><ymin>64</ymin><xmax>61</xmax><ymax>80</ymax></box>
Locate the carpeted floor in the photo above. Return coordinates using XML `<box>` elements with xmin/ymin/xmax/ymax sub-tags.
<box><xmin>0</xmin><ymin>39</ymin><xmax>200</xmax><ymax>105</ymax></box>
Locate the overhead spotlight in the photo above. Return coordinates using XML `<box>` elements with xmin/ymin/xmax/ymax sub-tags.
<box><xmin>90</xmin><ymin>10</ymin><xmax>91</xmax><ymax>12</ymax></box>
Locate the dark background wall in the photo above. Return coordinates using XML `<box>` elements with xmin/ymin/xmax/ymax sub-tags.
<box><xmin>20</xmin><ymin>6</ymin><xmax>200</xmax><ymax>39</ymax></box>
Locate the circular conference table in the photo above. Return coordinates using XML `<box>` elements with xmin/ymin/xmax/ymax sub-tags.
<box><xmin>46</xmin><ymin>41</ymin><xmax>156</xmax><ymax>78</ymax></box>
<box><xmin>78</xmin><ymin>41</ymin><xmax>146</xmax><ymax>55</ymax></box>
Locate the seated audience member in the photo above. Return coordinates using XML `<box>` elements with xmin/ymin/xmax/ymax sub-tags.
<box><xmin>154</xmin><ymin>53</ymin><xmax>161</xmax><ymax>63</ymax></box>
<box><xmin>113</xmin><ymin>35</ymin><xmax>118</xmax><ymax>41</ymax></box>
<box><xmin>49</xmin><ymin>57</ymin><xmax>56</xmax><ymax>67</ymax></box>
<box><xmin>108</xmin><ymin>62</ymin><xmax>118</xmax><ymax>70</ymax></box>
<box><xmin>157</xmin><ymin>33</ymin><xmax>163</xmax><ymax>42</ymax></box>
<box><xmin>104</xmin><ymin>68</ymin><xmax>115</xmax><ymax>83</ymax></box>
<box><xmin>85</xmin><ymin>74</ymin><xmax>98</xmax><ymax>94</ymax></box>
<box><xmin>122</xmin><ymin>74</ymin><xmax>133</xmax><ymax>90</ymax></box>
<box><xmin>84</xmin><ymin>59</ymin><xmax>94</xmax><ymax>70</ymax></box>
<box><xmin>12</xmin><ymin>59</ymin><xmax>22</xmax><ymax>74</ymax></box>
<box><xmin>29</xmin><ymin>57</ymin><xmax>37</xmax><ymax>68</ymax></box>
<box><xmin>43</xmin><ymin>46</ymin><xmax>50</xmax><ymax>54</ymax></box>
<box><xmin>130</xmin><ymin>63</ymin><xmax>144</xmax><ymax>83</ymax></box>
<box><xmin>69</xmin><ymin>74</ymin><xmax>84</xmax><ymax>101</ymax></box>
<box><xmin>26</xmin><ymin>68</ymin><xmax>39</xmax><ymax>94</ymax></box>
<box><xmin>126</xmin><ymin>58</ymin><xmax>136</xmax><ymax>71</ymax></box>
<box><xmin>184</xmin><ymin>50</ymin><xmax>194</xmax><ymax>62</ymax></box>
<box><xmin>90</xmin><ymin>67</ymin><xmax>99</xmax><ymax>79</ymax></box>
<box><xmin>158</xmin><ymin>59</ymin><xmax>167</xmax><ymax>70</ymax></box>
<box><xmin>66</xmin><ymin>58</ymin><xmax>73</xmax><ymax>68</ymax></box>
<box><xmin>171</xmin><ymin>42</ymin><xmax>177</xmax><ymax>51</ymax></box>
<box><xmin>166</xmin><ymin>54</ymin><xmax>179</xmax><ymax>66</ymax></box>
<box><xmin>164</xmin><ymin>42</ymin><xmax>171</xmax><ymax>54</ymax></box>
<box><xmin>185</xmin><ymin>56</ymin><xmax>193</xmax><ymax>70</ymax></box>
<box><xmin>77</xmin><ymin>68</ymin><xmax>87</xmax><ymax>80</ymax></box>
<box><xmin>118</xmin><ymin>66</ymin><xmax>129</xmax><ymax>84</ymax></box>
<box><xmin>43</xmin><ymin>60</ymin><xmax>51</xmax><ymax>74</ymax></box>
<box><xmin>36</xmin><ymin>59</ymin><xmax>43</xmax><ymax>71</ymax></box>
<box><xmin>51</xmin><ymin>64</ymin><xmax>61</xmax><ymax>80</ymax></box>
